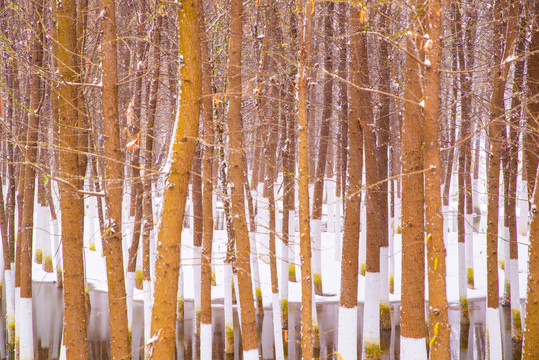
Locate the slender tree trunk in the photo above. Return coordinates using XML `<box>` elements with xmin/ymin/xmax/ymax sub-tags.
<box><xmin>226</xmin><ymin>0</ymin><xmax>259</xmax><ymax>358</ymax></box>
<box><xmin>376</xmin><ymin>3</ymin><xmax>391</xmax><ymax>332</ymax></box>
<box><xmin>355</xmin><ymin>10</ymin><xmax>382</xmax><ymax>357</ymax></box>
<box><xmin>337</xmin><ymin>3</ymin><xmax>363</xmax><ymax>358</ymax></box>
<box><xmin>486</xmin><ymin>1</ymin><xmax>517</xmax><ymax>358</ymax></box>
<box><xmin>522</xmin><ymin>3</ymin><xmax>539</xmax><ymax>357</ymax></box>
<box><xmin>297</xmin><ymin>0</ymin><xmax>314</xmax><ymax>357</ymax></box>
<box><xmin>192</xmin><ymin>142</ymin><xmax>203</xmax><ymax>336</ymax></box>
<box><xmin>400</xmin><ymin>10</ymin><xmax>427</xmax><ymax>358</ymax></box>
<box><xmin>311</xmin><ymin>1</ymin><xmax>334</xmax><ymax>296</ymax></box>
<box><xmin>57</xmin><ymin>0</ymin><xmax>89</xmax><ymax>357</ymax></box>
<box><xmin>423</xmin><ymin>1</ymin><xmax>450</xmax><ymax>357</ymax></box>
<box><xmin>198</xmin><ymin>4</ymin><xmax>214</xmax><ymax>357</ymax></box>
<box><xmin>149</xmin><ymin>0</ymin><xmax>201</xmax><ymax>357</ymax></box>
<box><xmin>20</xmin><ymin>1</ymin><xmax>45</xmax><ymax>357</ymax></box>
<box><xmin>100</xmin><ymin>0</ymin><xmax>130</xmax><ymax>357</ymax></box>
<box><xmin>508</xmin><ymin>23</ymin><xmax>525</xmax><ymax>346</ymax></box>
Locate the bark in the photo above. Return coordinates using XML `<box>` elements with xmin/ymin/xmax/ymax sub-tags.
<box><xmin>149</xmin><ymin>0</ymin><xmax>201</xmax><ymax>357</ymax></box>
<box><xmin>19</xmin><ymin>2</ymin><xmax>45</xmax><ymax>357</ymax></box>
<box><xmin>423</xmin><ymin>1</ymin><xmax>450</xmax><ymax>356</ymax></box>
<box><xmin>99</xmin><ymin>0</ymin><xmax>130</xmax><ymax>357</ymax></box>
<box><xmin>400</xmin><ymin>12</ymin><xmax>426</xmax><ymax>354</ymax></box>
<box><xmin>297</xmin><ymin>0</ymin><xmax>314</xmax><ymax>357</ymax></box>
<box><xmin>199</xmin><ymin>3</ymin><xmax>214</xmax><ymax>357</ymax></box>
<box><xmin>311</xmin><ymin>1</ymin><xmax>334</xmax><ymax>296</ymax></box>
<box><xmin>455</xmin><ymin>3</ymin><xmax>471</xmax><ymax>324</ymax></box>
<box><xmin>57</xmin><ymin>0</ymin><xmax>89</xmax><ymax>357</ymax></box>
<box><xmin>338</xmin><ymin>2</ymin><xmax>363</xmax><ymax>357</ymax></box>
<box><xmin>226</xmin><ymin>0</ymin><xmax>259</xmax><ymax>356</ymax></box>
<box><xmin>376</xmin><ymin>3</ymin><xmax>391</xmax><ymax>332</ymax></box>
<box><xmin>526</xmin><ymin>0</ymin><xmax>539</xmax><ymax>199</ymax></box>
<box><xmin>522</xmin><ymin>3</ymin><xmax>539</xmax><ymax>357</ymax></box>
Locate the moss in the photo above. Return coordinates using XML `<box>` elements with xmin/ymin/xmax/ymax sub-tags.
<box><xmin>380</xmin><ymin>303</ymin><xmax>391</xmax><ymax>330</ymax></box>
<box><xmin>313</xmin><ymin>324</ymin><xmax>320</xmax><ymax>349</ymax></box>
<box><xmin>135</xmin><ymin>270</ymin><xmax>143</xmax><ymax>290</ymax></box>
<box><xmin>363</xmin><ymin>341</ymin><xmax>381</xmax><ymax>360</ymax></box>
<box><xmin>360</xmin><ymin>263</ymin><xmax>366</xmax><ymax>276</ymax></box>
<box><xmin>499</xmin><ymin>260</ymin><xmax>505</xmax><ymax>271</ymax></box>
<box><xmin>288</xmin><ymin>264</ymin><xmax>296</xmax><ymax>282</ymax></box>
<box><xmin>281</xmin><ymin>298</ymin><xmax>288</xmax><ymax>323</ymax></box>
<box><xmin>196</xmin><ymin>310</ymin><xmax>201</xmax><ymax>335</ymax></box>
<box><xmin>502</xmin><ymin>281</ymin><xmax>511</xmax><ymax>307</ymax></box>
<box><xmin>177</xmin><ymin>297</ymin><xmax>184</xmax><ymax>321</ymax></box>
<box><xmin>57</xmin><ymin>266</ymin><xmax>63</xmax><ymax>288</ymax></box>
<box><xmin>460</xmin><ymin>297</ymin><xmax>469</xmax><ymax>325</ymax></box>
<box><xmin>512</xmin><ymin>308</ymin><xmax>522</xmax><ymax>342</ymax></box>
<box><xmin>467</xmin><ymin>268</ymin><xmax>474</xmax><ymax>288</ymax></box>
<box><xmin>35</xmin><ymin>249</ymin><xmax>43</xmax><ymax>264</ymax></box>
<box><xmin>128</xmin><ymin>329</ymin><xmax>132</xmax><ymax>348</ymax></box>
<box><xmin>396</xmin><ymin>225</ymin><xmax>402</xmax><ymax>234</ymax></box>
<box><xmin>211</xmin><ymin>270</ymin><xmax>216</xmax><ymax>286</ymax></box>
<box><xmin>389</xmin><ymin>275</ymin><xmax>394</xmax><ymax>294</ymax></box>
<box><xmin>232</xmin><ymin>282</ymin><xmax>236</xmax><ymax>304</ymax></box>
<box><xmin>89</xmin><ymin>242</ymin><xmax>96</xmax><ymax>251</ymax></box>
<box><xmin>313</xmin><ymin>273</ymin><xmax>322</xmax><ymax>294</ymax></box>
<box><xmin>255</xmin><ymin>287</ymin><xmax>263</xmax><ymax>315</ymax></box>
<box><xmin>44</xmin><ymin>255</ymin><xmax>53</xmax><ymax>273</ymax></box>
<box><xmin>225</xmin><ymin>324</ymin><xmax>234</xmax><ymax>354</ymax></box>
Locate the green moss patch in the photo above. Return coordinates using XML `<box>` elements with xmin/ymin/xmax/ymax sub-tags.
<box><xmin>35</xmin><ymin>249</ymin><xmax>43</xmax><ymax>264</ymax></box>
<box><xmin>363</xmin><ymin>341</ymin><xmax>381</xmax><ymax>360</ymax></box>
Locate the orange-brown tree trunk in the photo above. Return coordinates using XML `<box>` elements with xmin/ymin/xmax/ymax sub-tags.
<box><xmin>297</xmin><ymin>0</ymin><xmax>314</xmax><ymax>357</ymax></box>
<box><xmin>99</xmin><ymin>0</ymin><xmax>130</xmax><ymax>357</ymax></box>
<box><xmin>423</xmin><ymin>1</ymin><xmax>450</xmax><ymax>357</ymax></box>
<box><xmin>149</xmin><ymin>0</ymin><xmax>202</xmax><ymax>357</ymax></box>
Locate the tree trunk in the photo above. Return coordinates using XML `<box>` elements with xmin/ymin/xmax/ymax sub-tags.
<box><xmin>423</xmin><ymin>1</ymin><xmax>450</xmax><ymax>357</ymax></box>
<box><xmin>522</xmin><ymin>3</ymin><xmax>539</xmax><ymax>357</ymax></box>
<box><xmin>311</xmin><ymin>1</ymin><xmax>334</xmax><ymax>296</ymax></box>
<box><xmin>297</xmin><ymin>0</ymin><xmax>314</xmax><ymax>357</ymax></box>
<box><xmin>226</xmin><ymin>0</ymin><xmax>259</xmax><ymax>358</ymax></box>
<box><xmin>198</xmin><ymin>4</ymin><xmax>214</xmax><ymax>357</ymax></box>
<box><xmin>100</xmin><ymin>0</ymin><xmax>130</xmax><ymax>357</ymax></box>
<box><xmin>400</xmin><ymin>11</ymin><xmax>427</xmax><ymax>358</ymax></box>
<box><xmin>56</xmin><ymin>0</ymin><xmax>90</xmax><ymax>357</ymax></box>
<box><xmin>337</xmin><ymin>2</ymin><xmax>363</xmax><ymax>358</ymax></box>
<box><xmin>149</xmin><ymin>0</ymin><xmax>201</xmax><ymax>356</ymax></box>
<box><xmin>20</xmin><ymin>1</ymin><xmax>45</xmax><ymax>357</ymax></box>
<box><xmin>486</xmin><ymin>1</ymin><xmax>517</xmax><ymax>358</ymax></box>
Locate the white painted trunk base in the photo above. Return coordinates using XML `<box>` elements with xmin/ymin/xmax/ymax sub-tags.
<box><xmin>518</xmin><ymin>179</ymin><xmax>528</xmax><ymax>235</ymax></box>
<box><xmin>243</xmin><ymin>348</ymin><xmax>259</xmax><ymax>360</ymax></box>
<box><xmin>337</xmin><ymin>306</ymin><xmax>357</xmax><ymax>359</ymax></box>
<box><xmin>400</xmin><ymin>336</ymin><xmax>427</xmax><ymax>359</ymax></box>
<box><xmin>126</xmin><ymin>271</ymin><xmax>135</xmax><ymax>331</ymax></box>
<box><xmin>19</xmin><ymin>297</ymin><xmax>34</xmax><ymax>360</ymax></box>
<box><xmin>143</xmin><ymin>280</ymin><xmax>152</xmax><ymax>359</ymax></box>
<box><xmin>389</xmin><ymin>218</ymin><xmax>395</xmax><ymax>292</ymax></box>
<box><xmin>249</xmin><ymin>232</ymin><xmax>262</xmax><ymax>293</ymax></box>
<box><xmin>486</xmin><ymin>307</ymin><xmax>502</xmax><ymax>360</ymax></box>
<box><xmin>326</xmin><ymin>179</ymin><xmax>335</xmax><ymax>233</ymax></box>
<box><xmin>5</xmin><ymin>269</ymin><xmax>14</xmax><ymax>337</ymax></box>
<box><xmin>334</xmin><ymin>197</ymin><xmax>342</xmax><ymax>261</ymax></box>
<box><xmin>458</xmin><ymin>242</ymin><xmax>466</xmax><ymax>300</ymax></box>
<box><xmin>379</xmin><ymin>247</ymin><xmax>389</xmax><ymax>305</ymax></box>
<box><xmin>465</xmin><ymin>213</ymin><xmax>474</xmax><ymax>288</ymax></box>
<box><xmin>362</xmin><ymin>271</ymin><xmax>380</xmax><ymax>355</ymax></box>
<box><xmin>312</xmin><ymin>219</ymin><xmax>322</xmax><ymax>276</ymax></box>
<box><xmin>194</xmin><ymin>245</ymin><xmax>202</xmax><ymax>332</ymax></box>
<box><xmin>271</xmin><ymin>293</ymin><xmax>285</xmax><ymax>360</ymax></box>
<box><xmin>280</xmin><ymin>244</ymin><xmax>289</xmax><ymax>299</ymax></box>
<box><xmin>224</xmin><ymin>263</ymin><xmax>234</xmax><ymax>350</ymax></box>
<box><xmin>442</xmin><ymin>205</ymin><xmax>449</xmax><ymax>246</ymax></box>
<box><xmin>288</xmin><ymin>210</ymin><xmax>296</xmax><ymax>282</ymax></box>
<box><xmin>15</xmin><ymin>287</ymin><xmax>20</xmax><ymax>354</ymax></box>
<box><xmin>509</xmin><ymin>258</ymin><xmax>521</xmax><ymax>333</ymax></box>
<box><xmin>200</xmin><ymin>323</ymin><xmax>212</xmax><ymax>360</ymax></box>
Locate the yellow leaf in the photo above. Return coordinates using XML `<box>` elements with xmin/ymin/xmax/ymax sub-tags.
<box><xmin>434</xmin><ymin>257</ymin><xmax>438</xmax><ymax>270</ymax></box>
<box><xmin>429</xmin><ymin>335</ymin><xmax>437</xmax><ymax>348</ymax></box>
